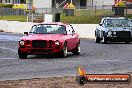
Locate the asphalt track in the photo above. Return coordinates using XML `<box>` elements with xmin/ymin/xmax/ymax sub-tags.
<box><xmin>0</xmin><ymin>32</ymin><xmax>132</xmax><ymax>80</ymax></box>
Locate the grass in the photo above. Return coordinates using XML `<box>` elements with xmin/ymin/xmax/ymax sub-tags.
<box><xmin>126</xmin><ymin>14</ymin><xmax>132</xmax><ymax>19</ymax></box>
<box><xmin>61</xmin><ymin>15</ymin><xmax>100</xmax><ymax>24</ymax></box>
<box><xmin>0</xmin><ymin>10</ymin><xmax>131</xmax><ymax>24</ymax></box>
<box><xmin>0</xmin><ymin>9</ymin><xmax>115</xmax><ymax>24</ymax></box>
<box><xmin>74</xmin><ymin>9</ymin><xmax>114</xmax><ymax>16</ymax></box>
<box><xmin>0</xmin><ymin>15</ymin><xmax>101</xmax><ymax>24</ymax></box>
<box><xmin>60</xmin><ymin>9</ymin><xmax>114</xmax><ymax>24</ymax></box>
<box><xmin>0</xmin><ymin>15</ymin><xmax>26</xmax><ymax>22</ymax></box>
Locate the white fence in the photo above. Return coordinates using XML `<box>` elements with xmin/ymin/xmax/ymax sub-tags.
<box><xmin>0</xmin><ymin>20</ymin><xmax>98</xmax><ymax>38</ymax></box>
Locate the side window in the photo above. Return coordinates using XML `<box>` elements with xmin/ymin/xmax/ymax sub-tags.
<box><xmin>70</xmin><ymin>25</ymin><xmax>75</xmax><ymax>33</ymax></box>
<box><xmin>100</xmin><ymin>18</ymin><xmax>104</xmax><ymax>24</ymax></box>
<box><xmin>66</xmin><ymin>25</ymin><xmax>74</xmax><ymax>34</ymax></box>
<box><xmin>103</xmin><ymin>19</ymin><xmax>107</xmax><ymax>26</ymax></box>
<box><xmin>100</xmin><ymin>18</ymin><xmax>106</xmax><ymax>26</ymax></box>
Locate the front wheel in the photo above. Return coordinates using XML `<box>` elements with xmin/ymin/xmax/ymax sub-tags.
<box><xmin>72</xmin><ymin>43</ymin><xmax>80</xmax><ymax>55</ymax></box>
<box><xmin>125</xmin><ymin>41</ymin><xmax>130</xmax><ymax>44</ymax></box>
<box><xmin>59</xmin><ymin>43</ymin><xmax>68</xmax><ymax>58</ymax></box>
<box><xmin>102</xmin><ymin>36</ymin><xmax>108</xmax><ymax>44</ymax></box>
<box><xmin>95</xmin><ymin>35</ymin><xmax>101</xmax><ymax>43</ymax></box>
<box><xmin>18</xmin><ymin>50</ymin><xmax>28</xmax><ymax>59</ymax></box>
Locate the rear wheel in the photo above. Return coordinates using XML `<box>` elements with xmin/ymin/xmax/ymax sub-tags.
<box><xmin>18</xmin><ymin>50</ymin><xmax>27</xmax><ymax>59</ymax></box>
<box><xmin>59</xmin><ymin>43</ymin><xmax>68</xmax><ymax>58</ymax></box>
<box><xmin>125</xmin><ymin>41</ymin><xmax>130</xmax><ymax>44</ymax></box>
<box><xmin>95</xmin><ymin>35</ymin><xmax>101</xmax><ymax>43</ymax></box>
<box><xmin>72</xmin><ymin>43</ymin><xmax>80</xmax><ymax>55</ymax></box>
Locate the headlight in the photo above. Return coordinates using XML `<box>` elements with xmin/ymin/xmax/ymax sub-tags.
<box><xmin>55</xmin><ymin>41</ymin><xmax>60</xmax><ymax>46</ymax></box>
<box><xmin>19</xmin><ymin>40</ymin><xmax>25</xmax><ymax>45</ymax></box>
<box><xmin>113</xmin><ymin>31</ymin><xmax>116</xmax><ymax>35</ymax></box>
<box><xmin>25</xmin><ymin>40</ymin><xmax>30</xmax><ymax>45</ymax></box>
<box><xmin>108</xmin><ymin>31</ymin><xmax>112</xmax><ymax>35</ymax></box>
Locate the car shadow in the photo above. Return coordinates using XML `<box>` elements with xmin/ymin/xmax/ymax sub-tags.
<box><xmin>100</xmin><ymin>42</ymin><xmax>132</xmax><ymax>44</ymax></box>
<box><xmin>27</xmin><ymin>53</ymin><xmax>78</xmax><ymax>59</ymax></box>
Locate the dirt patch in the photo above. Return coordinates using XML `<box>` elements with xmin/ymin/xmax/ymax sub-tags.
<box><xmin>0</xmin><ymin>30</ymin><xmax>4</xmax><ymax>32</ymax></box>
<box><xmin>0</xmin><ymin>73</ymin><xmax>131</xmax><ymax>88</ymax></box>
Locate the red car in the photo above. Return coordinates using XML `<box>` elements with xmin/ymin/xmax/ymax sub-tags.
<box><xmin>18</xmin><ymin>22</ymin><xmax>80</xmax><ymax>58</ymax></box>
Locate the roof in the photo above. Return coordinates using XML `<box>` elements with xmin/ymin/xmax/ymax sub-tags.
<box><xmin>103</xmin><ymin>17</ymin><xmax>128</xmax><ymax>20</ymax></box>
<box><xmin>38</xmin><ymin>22</ymin><xmax>68</xmax><ymax>26</ymax></box>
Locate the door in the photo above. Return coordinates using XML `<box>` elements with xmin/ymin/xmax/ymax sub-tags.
<box><xmin>66</xmin><ymin>25</ymin><xmax>75</xmax><ymax>51</ymax></box>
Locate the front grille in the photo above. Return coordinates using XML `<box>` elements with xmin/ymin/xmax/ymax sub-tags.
<box><xmin>29</xmin><ymin>49</ymin><xmax>51</xmax><ymax>53</ymax></box>
<box><xmin>32</xmin><ymin>40</ymin><xmax>47</xmax><ymax>48</ymax></box>
<box><xmin>116</xmin><ymin>31</ymin><xmax>131</xmax><ymax>38</ymax></box>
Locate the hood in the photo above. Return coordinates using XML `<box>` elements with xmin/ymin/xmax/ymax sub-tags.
<box><xmin>107</xmin><ymin>27</ymin><xmax>132</xmax><ymax>31</ymax></box>
<box><xmin>21</xmin><ymin>34</ymin><xmax>66</xmax><ymax>41</ymax></box>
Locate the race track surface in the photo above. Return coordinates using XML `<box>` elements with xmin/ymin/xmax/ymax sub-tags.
<box><xmin>0</xmin><ymin>32</ymin><xmax>132</xmax><ymax>80</ymax></box>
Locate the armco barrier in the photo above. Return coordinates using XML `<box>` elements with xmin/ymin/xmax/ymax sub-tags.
<box><xmin>0</xmin><ymin>20</ymin><xmax>98</xmax><ymax>38</ymax></box>
<box><xmin>72</xmin><ymin>24</ymin><xmax>97</xmax><ymax>38</ymax></box>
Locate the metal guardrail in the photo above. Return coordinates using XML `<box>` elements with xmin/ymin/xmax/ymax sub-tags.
<box><xmin>0</xmin><ymin>8</ymin><xmax>26</xmax><ymax>16</ymax></box>
<box><xmin>27</xmin><ymin>14</ymin><xmax>44</xmax><ymax>23</ymax></box>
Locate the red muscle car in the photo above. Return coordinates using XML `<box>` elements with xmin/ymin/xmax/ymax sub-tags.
<box><xmin>18</xmin><ymin>22</ymin><xmax>80</xmax><ymax>59</ymax></box>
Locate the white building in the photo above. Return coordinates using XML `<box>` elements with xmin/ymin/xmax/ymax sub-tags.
<box><xmin>0</xmin><ymin>0</ymin><xmax>51</xmax><ymax>8</ymax></box>
<box><xmin>56</xmin><ymin>0</ymin><xmax>115</xmax><ymax>8</ymax></box>
<box><xmin>33</xmin><ymin>0</ymin><xmax>52</xmax><ymax>8</ymax></box>
<box><xmin>87</xmin><ymin>0</ymin><xmax>114</xmax><ymax>6</ymax></box>
<box><xmin>0</xmin><ymin>0</ymin><xmax>115</xmax><ymax>8</ymax></box>
<box><xmin>0</xmin><ymin>0</ymin><xmax>26</xmax><ymax>4</ymax></box>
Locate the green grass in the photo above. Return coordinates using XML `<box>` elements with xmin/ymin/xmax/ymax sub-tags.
<box><xmin>60</xmin><ymin>9</ymin><xmax>114</xmax><ymax>24</ymax></box>
<box><xmin>125</xmin><ymin>14</ymin><xmax>132</xmax><ymax>19</ymax></box>
<box><xmin>61</xmin><ymin>15</ymin><xmax>100</xmax><ymax>24</ymax></box>
<box><xmin>74</xmin><ymin>9</ymin><xmax>114</xmax><ymax>16</ymax></box>
<box><xmin>2</xmin><ymin>9</ymin><xmax>130</xmax><ymax>24</ymax></box>
<box><xmin>0</xmin><ymin>15</ymin><xmax>101</xmax><ymax>24</ymax></box>
<box><xmin>0</xmin><ymin>9</ymin><xmax>115</xmax><ymax>24</ymax></box>
<box><xmin>0</xmin><ymin>15</ymin><xmax>26</xmax><ymax>22</ymax></box>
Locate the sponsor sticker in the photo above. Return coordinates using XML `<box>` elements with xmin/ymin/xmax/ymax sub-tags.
<box><xmin>76</xmin><ymin>67</ymin><xmax>131</xmax><ymax>85</ymax></box>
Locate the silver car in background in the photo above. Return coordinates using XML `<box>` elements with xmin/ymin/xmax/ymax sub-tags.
<box><xmin>95</xmin><ymin>17</ymin><xmax>132</xmax><ymax>44</ymax></box>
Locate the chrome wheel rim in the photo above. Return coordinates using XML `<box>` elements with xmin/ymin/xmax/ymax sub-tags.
<box><xmin>102</xmin><ymin>37</ymin><xmax>105</xmax><ymax>43</ymax></box>
<box><xmin>63</xmin><ymin>46</ymin><xmax>67</xmax><ymax>56</ymax></box>
<box><xmin>95</xmin><ymin>36</ymin><xmax>97</xmax><ymax>42</ymax></box>
<box><xmin>78</xmin><ymin>44</ymin><xmax>80</xmax><ymax>53</ymax></box>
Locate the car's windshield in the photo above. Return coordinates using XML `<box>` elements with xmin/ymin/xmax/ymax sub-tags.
<box><xmin>106</xmin><ymin>19</ymin><xmax>132</xmax><ymax>27</ymax></box>
<box><xmin>30</xmin><ymin>24</ymin><xmax>66</xmax><ymax>34</ymax></box>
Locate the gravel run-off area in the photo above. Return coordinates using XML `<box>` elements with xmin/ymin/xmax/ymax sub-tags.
<box><xmin>0</xmin><ymin>73</ymin><xmax>131</xmax><ymax>88</ymax></box>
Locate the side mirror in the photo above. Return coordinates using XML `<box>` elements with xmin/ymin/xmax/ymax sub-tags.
<box><xmin>24</xmin><ymin>32</ymin><xmax>28</xmax><ymax>35</ymax></box>
<box><xmin>72</xmin><ymin>30</ymin><xmax>75</xmax><ymax>33</ymax></box>
<box><xmin>99</xmin><ymin>24</ymin><xmax>102</xmax><ymax>26</ymax></box>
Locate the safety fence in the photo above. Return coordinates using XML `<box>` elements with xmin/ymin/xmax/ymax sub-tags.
<box><xmin>1</xmin><ymin>5</ymin><xmax>132</xmax><ymax>16</ymax></box>
<box><xmin>0</xmin><ymin>8</ymin><xmax>26</xmax><ymax>16</ymax></box>
<box><xmin>1</xmin><ymin>5</ymin><xmax>132</xmax><ymax>23</ymax></box>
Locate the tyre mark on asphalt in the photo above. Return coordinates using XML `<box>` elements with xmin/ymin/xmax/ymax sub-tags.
<box><xmin>0</xmin><ymin>46</ymin><xmax>17</xmax><ymax>53</ymax></box>
<box><xmin>0</xmin><ymin>34</ymin><xmax>21</xmax><ymax>41</ymax></box>
<box><xmin>0</xmin><ymin>32</ymin><xmax>132</xmax><ymax>80</ymax></box>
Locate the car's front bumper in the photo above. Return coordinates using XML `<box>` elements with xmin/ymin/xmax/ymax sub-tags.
<box><xmin>106</xmin><ymin>31</ymin><xmax>132</xmax><ymax>42</ymax></box>
<box><xmin>18</xmin><ymin>46</ymin><xmax>63</xmax><ymax>55</ymax></box>
<box><xmin>107</xmin><ymin>35</ymin><xmax>132</xmax><ymax>42</ymax></box>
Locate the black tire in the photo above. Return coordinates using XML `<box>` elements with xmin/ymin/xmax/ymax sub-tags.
<box><xmin>102</xmin><ymin>36</ymin><xmax>108</xmax><ymax>44</ymax></box>
<box><xmin>59</xmin><ymin>43</ymin><xmax>68</xmax><ymax>58</ymax></box>
<box><xmin>18</xmin><ymin>50</ymin><xmax>27</xmax><ymax>59</ymax></box>
<box><xmin>76</xmin><ymin>76</ymin><xmax>86</xmax><ymax>85</ymax></box>
<box><xmin>95</xmin><ymin>35</ymin><xmax>101</xmax><ymax>43</ymax></box>
<box><xmin>72</xmin><ymin>43</ymin><xmax>80</xmax><ymax>55</ymax></box>
<box><xmin>125</xmin><ymin>41</ymin><xmax>130</xmax><ymax>44</ymax></box>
